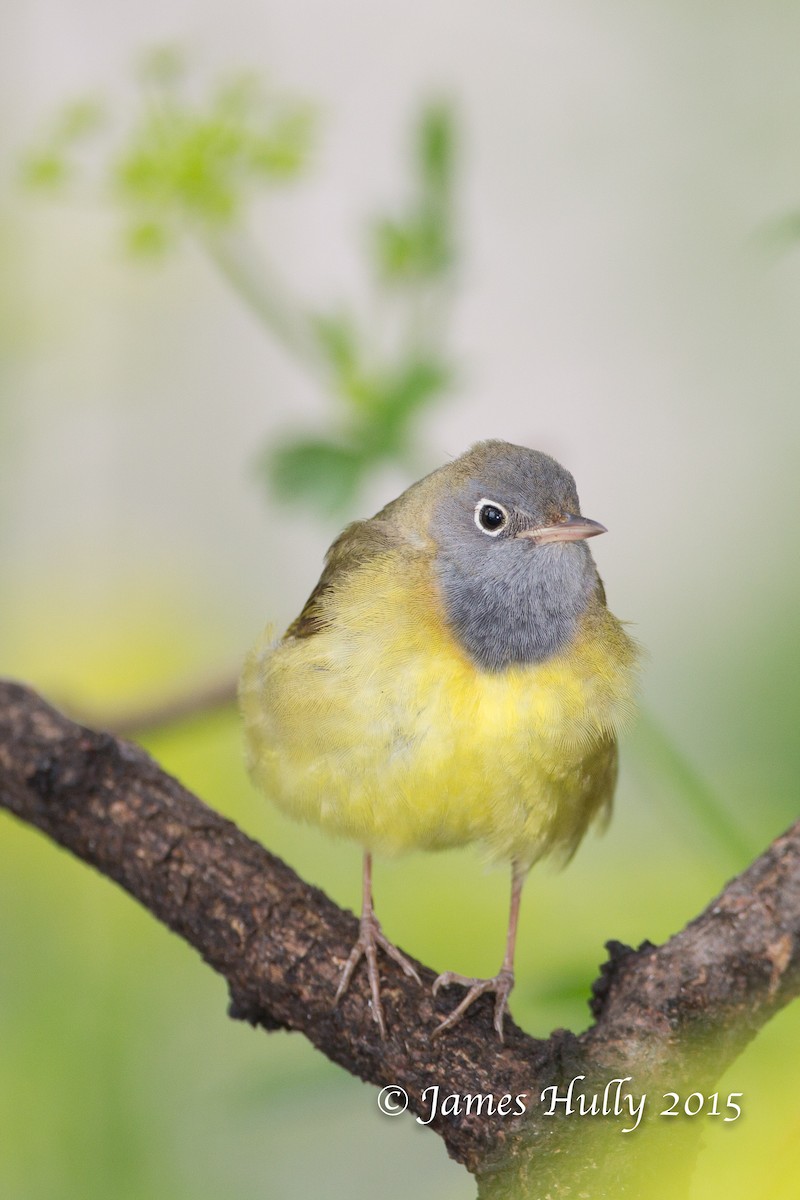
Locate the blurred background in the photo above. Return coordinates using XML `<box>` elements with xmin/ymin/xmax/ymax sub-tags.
<box><xmin>2</xmin><ymin>2</ymin><xmax>800</xmax><ymax>1198</ymax></box>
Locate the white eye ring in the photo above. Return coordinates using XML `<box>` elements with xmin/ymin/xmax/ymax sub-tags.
<box><xmin>474</xmin><ymin>498</ymin><xmax>509</xmax><ymax>536</ymax></box>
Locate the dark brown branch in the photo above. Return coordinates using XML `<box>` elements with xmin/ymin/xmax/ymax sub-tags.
<box><xmin>1</xmin><ymin>679</ymin><xmax>799</xmax><ymax>1197</ymax></box>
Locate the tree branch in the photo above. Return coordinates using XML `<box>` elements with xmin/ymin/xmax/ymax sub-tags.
<box><xmin>71</xmin><ymin>672</ymin><xmax>239</xmax><ymax>737</ymax></box>
<box><xmin>1</xmin><ymin>679</ymin><xmax>798</xmax><ymax>1197</ymax></box>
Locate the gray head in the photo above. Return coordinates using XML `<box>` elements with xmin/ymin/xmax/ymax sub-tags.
<box><xmin>427</xmin><ymin>440</ymin><xmax>606</xmax><ymax>671</ymax></box>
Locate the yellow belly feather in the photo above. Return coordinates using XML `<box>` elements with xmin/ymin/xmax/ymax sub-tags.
<box><xmin>240</xmin><ymin>552</ymin><xmax>638</xmax><ymax>869</ymax></box>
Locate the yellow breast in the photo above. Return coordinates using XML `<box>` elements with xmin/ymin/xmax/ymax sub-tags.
<box><xmin>240</xmin><ymin>550</ymin><xmax>638</xmax><ymax>868</ymax></box>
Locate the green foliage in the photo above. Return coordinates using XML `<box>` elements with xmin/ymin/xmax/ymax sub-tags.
<box><xmin>113</xmin><ymin>70</ymin><xmax>313</xmax><ymax>252</ymax></box>
<box><xmin>265</xmin><ymin>439</ymin><xmax>368</xmax><ymax>511</ymax></box>
<box><xmin>21</xmin><ymin>97</ymin><xmax>106</xmax><ymax>190</ymax></box>
<box><xmin>21</xmin><ymin>51</ymin><xmax>458</xmax><ymax>516</ymax></box>
<box><xmin>371</xmin><ymin>102</ymin><xmax>455</xmax><ymax>284</ymax></box>
<box><xmin>267</xmin><ymin>355</ymin><xmax>451</xmax><ymax>509</ymax></box>
<box><xmin>267</xmin><ymin>102</ymin><xmax>456</xmax><ymax>511</ymax></box>
<box><xmin>24</xmin><ymin>48</ymin><xmax>313</xmax><ymax>247</ymax></box>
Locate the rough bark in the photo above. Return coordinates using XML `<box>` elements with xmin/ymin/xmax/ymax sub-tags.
<box><xmin>1</xmin><ymin>679</ymin><xmax>798</xmax><ymax>1196</ymax></box>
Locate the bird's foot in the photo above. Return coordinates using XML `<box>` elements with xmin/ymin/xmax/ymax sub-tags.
<box><xmin>432</xmin><ymin>967</ymin><xmax>515</xmax><ymax>1040</ymax></box>
<box><xmin>334</xmin><ymin>911</ymin><xmax>421</xmax><ymax>1038</ymax></box>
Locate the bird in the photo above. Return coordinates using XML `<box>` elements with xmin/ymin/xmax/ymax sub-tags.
<box><xmin>239</xmin><ymin>439</ymin><xmax>638</xmax><ymax>1039</ymax></box>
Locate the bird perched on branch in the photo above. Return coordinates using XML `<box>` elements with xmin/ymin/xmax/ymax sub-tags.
<box><xmin>240</xmin><ymin>440</ymin><xmax>638</xmax><ymax>1038</ymax></box>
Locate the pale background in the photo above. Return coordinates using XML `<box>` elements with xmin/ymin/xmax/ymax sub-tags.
<box><xmin>2</xmin><ymin>3</ymin><xmax>800</xmax><ymax>1198</ymax></box>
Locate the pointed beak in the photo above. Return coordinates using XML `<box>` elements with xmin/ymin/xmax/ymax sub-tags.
<box><xmin>516</xmin><ymin>513</ymin><xmax>607</xmax><ymax>545</ymax></box>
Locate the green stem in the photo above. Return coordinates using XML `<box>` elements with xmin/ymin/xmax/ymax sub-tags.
<box><xmin>635</xmin><ymin>708</ymin><xmax>754</xmax><ymax>865</ymax></box>
<box><xmin>200</xmin><ymin>227</ymin><xmax>322</xmax><ymax>370</ymax></box>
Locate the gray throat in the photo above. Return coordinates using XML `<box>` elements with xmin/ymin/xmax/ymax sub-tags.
<box><xmin>436</xmin><ymin>544</ymin><xmax>598</xmax><ymax>672</ymax></box>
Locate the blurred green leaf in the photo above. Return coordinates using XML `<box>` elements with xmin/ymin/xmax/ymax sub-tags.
<box><xmin>312</xmin><ymin>310</ymin><xmax>359</xmax><ymax>377</ymax></box>
<box><xmin>22</xmin><ymin>58</ymin><xmax>456</xmax><ymax>516</ymax></box>
<box><xmin>126</xmin><ymin>219</ymin><xmax>172</xmax><ymax>257</ymax></box>
<box><xmin>265</xmin><ymin>438</ymin><xmax>366</xmax><ymax>511</ymax></box>
<box><xmin>262</xmin><ymin>358</ymin><xmax>450</xmax><ymax>514</ymax></box>
<box><xmin>372</xmin><ymin>219</ymin><xmax>417</xmax><ymax>278</ymax></box>
<box><xmin>417</xmin><ymin>101</ymin><xmax>455</xmax><ymax>198</ymax></box>
<box><xmin>21</xmin><ymin>96</ymin><xmax>106</xmax><ymax>193</ymax></box>
<box><xmin>137</xmin><ymin>44</ymin><xmax>186</xmax><ymax>89</ymax></box>
<box><xmin>115</xmin><ymin>109</ymin><xmax>242</xmax><ymax>226</ymax></box>
<box><xmin>370</xmin><ymin>101</ymin><xmax>455</xmax><ymax>284</ymax></box>
<box><xmin>362</xmin><ymin>358</ymin><xmax>451</xmax><ymax>447</ymax></box>
<box><xmin>272</xmin><ymin>102</ymin><xmax>457</xmax><ymax>511</ymax></box>
<box><xmin>21</xmin><ymin>150</ymin><xmax>69</xmax><ymax>191</ymax></box>
<box><xmin>109</xmin><ymin>70</ymin><xmax>313</xmax><ymax>245</ymax></box>
<box><xmin>57</xmin><ymin>98</ymin><xmax>107</xmax><ymax>140</ymax></box>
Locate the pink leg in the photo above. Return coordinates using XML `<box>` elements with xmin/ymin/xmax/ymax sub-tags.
<box><xmin>334</xmin><ymin>852</ymin><xmax>421</xmax><ymax>1038</ymax></box>
<box><xmin>433</xmin><ymin>863</ymin><xmax>526</xmax><ymax>1040</ymax></box>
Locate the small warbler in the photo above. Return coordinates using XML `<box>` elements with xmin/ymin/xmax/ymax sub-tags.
<box><xmin>240</xmin><ymin>440</ymin><xmax>638</xmax><ymax>1038</ymax></box>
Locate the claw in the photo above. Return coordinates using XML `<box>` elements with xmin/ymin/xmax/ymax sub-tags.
<box><xmin>432</xmin><ymin>968</ymin><xmax>515</xmax><ymax>1040</ymax></box>
<box><xmin>334</xmin><ymin>909</ymin><xmax>421</xmax><ymax>1039</ymax></box>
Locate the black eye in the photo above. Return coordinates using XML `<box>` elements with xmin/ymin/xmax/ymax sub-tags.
<box><xmin>474</xmin><ymin>499</ymin><xmax>508</xmax><ymax>536</ymax></box>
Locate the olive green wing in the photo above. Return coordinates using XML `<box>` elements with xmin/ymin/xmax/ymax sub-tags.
<box><xmin>285</xmin><ymin>518</ymin><xmax>401</xmax><ymax>640</ymax></box>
